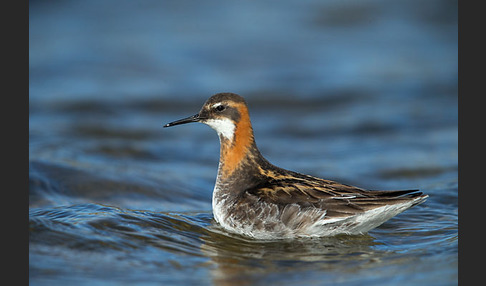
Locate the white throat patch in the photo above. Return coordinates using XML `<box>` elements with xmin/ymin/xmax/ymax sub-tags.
<box><xmin>204</xmin><ymin>118</ymin><xmax>235</xmax><ymax>141</ymax></box>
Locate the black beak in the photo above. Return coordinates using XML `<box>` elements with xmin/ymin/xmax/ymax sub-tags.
<box><xmin>163</xmin><ymin>114</ymin><xmax>200</xmax><ymax>128</ymax></box>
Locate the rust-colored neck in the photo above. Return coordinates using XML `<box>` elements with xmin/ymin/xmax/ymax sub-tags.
<box><xmin>218</xmin><ymin>104</ymin><xmax>257</xmax><ymax>178</ymax></box>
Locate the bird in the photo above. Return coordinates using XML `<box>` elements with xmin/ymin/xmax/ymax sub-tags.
<box><xmin>164</xmin><ymin>92</ymin><xmax>428</xmax><ymax>239</ymax></box>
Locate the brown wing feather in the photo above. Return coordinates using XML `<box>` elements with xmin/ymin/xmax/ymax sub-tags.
<box><xmin>245</xmin><ymin>168</ymin><xmax>425</xmax><ymax>219</ymax></box>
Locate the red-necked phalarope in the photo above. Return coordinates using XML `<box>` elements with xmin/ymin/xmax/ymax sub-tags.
<box><xmin>164</xmin><ymin>93</ymin><xmax>428</xmax><ymax>239</ymax></box>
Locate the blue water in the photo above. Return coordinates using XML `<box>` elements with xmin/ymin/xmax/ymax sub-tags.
<box><xmin>29</xmin><ymin>1</ymin><xmax>457</xmax><ymax>285</ymax></box>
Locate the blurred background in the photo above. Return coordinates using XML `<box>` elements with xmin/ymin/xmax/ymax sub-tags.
<box><xmin>29</xmin><ymin>0</ymin><xmax>457</xmax><ymax>285</ymax></box>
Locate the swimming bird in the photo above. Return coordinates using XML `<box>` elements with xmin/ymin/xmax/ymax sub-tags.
<box><xmin>164</xmin><ymin>93</ymin><xmax>428</xmax><ymax>239</ymax></box>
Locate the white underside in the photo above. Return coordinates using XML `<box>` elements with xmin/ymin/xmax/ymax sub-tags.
<box><xmin>212</xmin><ymin>191</ymin><xmax>427</xmax><ymax>239</ymax></box>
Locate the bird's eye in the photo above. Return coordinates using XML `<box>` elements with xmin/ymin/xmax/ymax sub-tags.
<box><xmin>215</xmin><ymin>105</ymin><xmax>226</xmax><ymax>112</ymax></box>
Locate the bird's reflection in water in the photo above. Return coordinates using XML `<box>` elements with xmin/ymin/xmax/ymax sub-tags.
<box><xmin>200</xmin><ymin>223</ymin><xmax>387</xmax><ymax>286</ymax></box>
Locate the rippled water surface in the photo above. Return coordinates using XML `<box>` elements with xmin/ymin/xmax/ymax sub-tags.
<box><xmin>30</xmin><ymin>1</ymin><xmax>457</xmax><ymax>285</ymax></box>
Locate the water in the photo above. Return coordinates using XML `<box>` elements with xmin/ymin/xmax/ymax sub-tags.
<box><xmin>29</xmin><ymin>0</ymin><xmax>457</xmax><ymax>285</ymax></box>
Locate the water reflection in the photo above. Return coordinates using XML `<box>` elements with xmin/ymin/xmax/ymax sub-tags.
<box><xmin>200</xmin><ymin>224</ymin><xmax>384</xmax><ymax>285</ymax></box>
